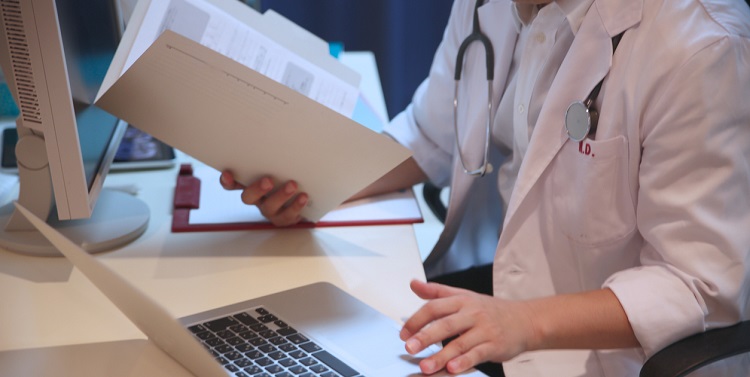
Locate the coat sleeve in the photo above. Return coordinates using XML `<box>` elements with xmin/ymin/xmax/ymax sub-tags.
<box><xmin>604</xmin><ymin>30</ymin><xmax>750</xmax><ymax>356</ymax></box>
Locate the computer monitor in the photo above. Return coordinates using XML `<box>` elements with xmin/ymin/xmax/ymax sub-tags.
<box><xmin>0</xmin><ymin>0</ymin><xmax>150</xmax><ymax>256</ymax></box>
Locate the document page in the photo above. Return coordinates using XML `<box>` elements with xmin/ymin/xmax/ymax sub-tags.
<box><xmin>96</xmin><ymin>31</ymin><xmax>412</xmax><ymax>222</ymax></box>
<box><xmin>105</xmin><ymin>0</ymin><xmax>358</xmax><ymax>116</ymax></box>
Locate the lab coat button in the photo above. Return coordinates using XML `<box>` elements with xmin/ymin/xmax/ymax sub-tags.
<box><xmin>536</xmin><ymin>33</ymin><xmax>546</xmax><ymax>43</ymax></box>
<box><xmin>518</xmin><ymin>104</ymin><xmax>525</xmax><ymax>114</ymax></box>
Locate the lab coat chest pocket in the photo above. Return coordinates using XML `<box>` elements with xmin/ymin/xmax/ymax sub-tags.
<box><xmin>551</xmin><ymin>135</ymin><xmax>636</xmax><ymax>246</ymax></box>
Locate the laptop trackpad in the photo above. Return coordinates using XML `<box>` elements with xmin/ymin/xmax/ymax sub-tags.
<box><xmin>259</xmin><ymin>282</ymin><xmax>437</xmax><ymax>375</ymax></box>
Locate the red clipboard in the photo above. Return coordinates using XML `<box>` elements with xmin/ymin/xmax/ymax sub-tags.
<box><xmin>172</xmin><ymin>164</ymin><xmax>424</xmax><ymax>232</ymax></box>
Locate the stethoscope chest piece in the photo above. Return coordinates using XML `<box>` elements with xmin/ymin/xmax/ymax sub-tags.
<box><xmin>565</xmin><ymin>101</ymin><xmax>598</xmax><ymax>142</ymax></box>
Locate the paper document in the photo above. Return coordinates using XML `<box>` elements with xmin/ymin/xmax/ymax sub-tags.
<box><xmin>189</xmin><ymin>165</ymin><xmax>422</xmax><ymax>226</ymax></box>
<box><xmin>96</xmin><ymin>11</ymin><xmax>411</xmax><ymax>221</ymax></box>
<box><xmin>100</xmin><ymin>0</ymin><xmax>359</xmax><ymax>116</ymax></box>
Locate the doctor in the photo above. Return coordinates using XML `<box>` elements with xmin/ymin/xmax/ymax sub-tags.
<box><xmin>221</xmin><ymin>0</ymin><xmax>750</xmax><ymax>375</ymax></box>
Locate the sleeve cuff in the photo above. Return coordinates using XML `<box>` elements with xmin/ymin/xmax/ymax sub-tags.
<box><xmin>384</xmin><ymin>105</ymin><xmax>453</xmax><ymax>187</ymax></box>
<box><xmin>604</xmin><ymin>266</ymin><xmax>706</xmax><ymax>356</ymax></box>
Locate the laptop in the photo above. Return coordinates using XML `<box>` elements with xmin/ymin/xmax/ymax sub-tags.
<box><xmin>14</xmin><ymin>202</ymin><xmax>470</xmax><ymax>377</ymax></box>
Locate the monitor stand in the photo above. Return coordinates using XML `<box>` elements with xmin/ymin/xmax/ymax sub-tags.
<box><xmin>0</xmin><ymin>189</ymin><xmax>149</xmax><ymax>256</ymax></box>
<box><xmin>0</xmin><ymin>134</ymin><xmax>149</xmax><ymax>256</ymax></box>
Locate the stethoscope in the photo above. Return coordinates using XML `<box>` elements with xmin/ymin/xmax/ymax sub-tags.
<box><xmin>454</xmin><ymin>0</ymin><xmax>624</xmax><ymax>176</ymax></box>
<box><xmin>564</xmin><ymin>33</ymin><xmax>624</xmax><ymax>142</ymax></box>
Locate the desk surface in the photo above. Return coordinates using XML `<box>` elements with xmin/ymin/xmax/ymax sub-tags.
<box><xmin>0</xmin><ymin>52</ymin><xmax>466</xmax><ymax>376</ymax></box>
<box><xmin>0</xmin><ymin>157</ymin><xmax>430</xmax><ymax>376</ymax></box>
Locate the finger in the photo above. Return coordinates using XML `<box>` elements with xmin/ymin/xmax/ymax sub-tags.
<box><xmin>412</xmin><ymin>330</ymin><xmax>486</xmax><ymax>375</ymax></box>
<box><xmin>265</xmin><ymin>193</ymin><xmax>309</xmax><ymax>227</ymax></box>
<box><xmin>403</xmin><ymin>309</ymin><xmax>474</xmax><ymax>356</ymax></box>
<box><xmin>256</xmin><ymin>181</ymin><xmax>300</xmax><ymax>220</ymax></box>
<box><xmin>410</xmin><ymin>280</ymin><xmax>471</xmax><ymax>300</ymax></box>
<box><xmin>219</xmin><ymin>170</ymin><xmax>244</xmax><ymax>190</ymax></box>
<box><xmin>239</xmin><ymin>177</ymin><xmax>274</xmax><ymax>205</ymax></box>
<box><xmin>399</xmin><ymin>280</ymin><xmax>469</xmax><ymax>341</ymax></box>
<box><xmin>438</xmin><ymin>329</ymin><xmax>495</xmax><ymax>375</ymax></box>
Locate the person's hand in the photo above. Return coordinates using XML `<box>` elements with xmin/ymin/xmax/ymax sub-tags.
<box><xmin>219</xmin><ymin>170</ymin><xmax>308</xmax><ymax>226</ymax></box>
<box><xmin>400</xmin><ymin>280</ymin><xmax>537</xmax><ymax>375</ymax></box>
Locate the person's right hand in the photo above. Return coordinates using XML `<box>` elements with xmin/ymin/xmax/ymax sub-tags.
<box><xmin>219</xmin><ymin>170</ymin><xmax>309</xmax><ymax>226</ymax></box>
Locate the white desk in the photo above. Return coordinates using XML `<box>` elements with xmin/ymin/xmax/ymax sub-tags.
<box><xmin>0</xmin><ymin>52</ymin><xmax>468</xmax><ymax>376</ymax></box>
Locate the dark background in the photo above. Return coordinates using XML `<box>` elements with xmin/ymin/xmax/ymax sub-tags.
<box><xmin>256</xmin><ymin>0</ymin><xmax>454</xmax><ymax>120</ymax></box>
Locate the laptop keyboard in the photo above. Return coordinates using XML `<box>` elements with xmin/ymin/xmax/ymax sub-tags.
<box><xmin>188</xmin><ymin>306</ymin><xmax>364</xmax><ymax>377</ymax></box>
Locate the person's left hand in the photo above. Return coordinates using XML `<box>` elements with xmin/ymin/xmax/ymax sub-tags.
<box><xmin>400</xmin><ymin>280</ymin><xmax>537</xmax><ymax>375</ymax></box>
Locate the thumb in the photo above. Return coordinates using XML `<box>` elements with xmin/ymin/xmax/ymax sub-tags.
<box><xmin>410</xmin><ymin>279</ymin><xmax>469</xmax><ymax>300</ymax></box>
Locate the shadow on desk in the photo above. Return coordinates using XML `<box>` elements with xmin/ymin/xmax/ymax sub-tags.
<box><xmin>0</xmin><ymin>339</ymin><xmax>193</xmax><ymax>377</ymax></box>
<box><xmin>148</xmin><ymin>228</ymin><xmax>379</xmax><ymax>259</ymax></box>
<box><xmin>0</xmin><ymin>249</ymin><xmax>75</xmax><ymax>283</ymax></box>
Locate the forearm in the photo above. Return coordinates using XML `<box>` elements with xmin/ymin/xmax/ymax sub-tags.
<box><xmin>349</xmin><ymin>156</ymin><xmax>427</xmax><ymax>201</ymax></box>
<box><xmin>524</xmin><ymin>288</ymin><xmax>640</xmax><ymax>351</ymax></box>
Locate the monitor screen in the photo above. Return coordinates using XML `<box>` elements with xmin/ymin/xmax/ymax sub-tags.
<box><xmin>57</xmin><ymin>0</ymin><xmax>122</xmax><ymax>191</ymax></box>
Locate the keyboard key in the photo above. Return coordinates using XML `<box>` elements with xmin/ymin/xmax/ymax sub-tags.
<box><xmin>227</xmin><ymin>337</ymin><xmax>245</xmax><ymax>346</ymax></box>
<box><xmin>234</xmin><ymin>312</ymin><xmax>259</xmax><ymax>326</ymax></box>
<box><xmin>287</xmin><ymin>334</ymin><xmax>310</xmax><ymax>345</ymax></box>
<box><xmin>278</xmin><ymin>358</ymin><xmax>297</xmax><ymax>368</ymax></box>
<box><xmin>309</xmin><ymin>364</ymin><xmax>329</xmax><ymax>373</ymax></box>
<box><xmin>236</xmin><ymin>343</ymin><xmax>254</xmax><ymax>353</ymax></box>
<box><xmin>312</xmin><ymin>350</ymin><xmax>359</xmax><ymax>377</ymax></box>
<box><xmin>239</xmin><ymin>330</ymin><xmax>259</xmax><ymax>340</ymax></box>
<box><xmin>255</xmin><ymin>307</ymin><xmax>270</xmax><ymax>316</ymax></box>
<box><xmin>242</xmin><ymin>365</ymin><xmax>262</xmax><ymax>375</ymax></box>
<box><xmin>249</xmin><ymin>337</ymin><xmax>268</xmax><ymax>347</ymax></box>
<box><xmin>298</xmin><ymin>357</ymin><xmax>317</xmax><ymax>367</ymax></box>
<box><xmin>274</xmin><ymin>320</ymin><xmax>288</xmax><ymax>328</ymax></box>
<box><xmin>298</xmin><ymin>342</ymin><xmax>321</xmax><ymax>353</ymax></box>
<box><xmin>276</xmin><ymin>327</ymin><xmax>297</xmax><ymax>336</ymax></box>
<box><xmin>260</xmin><ymin>330</ymin><xmax>277</xmax><ymax>339</ymax></box>
<box><xmin>217</xmin><ymin>330</ymin><xmax>235</xmax><ymax>339</ymax></box>
<box><xmin>288</xmin><ymin>350</ymin><xmax>305</xmax><ymax>359</ymax></box>
<box><xmin>258</xmin><ymin>314</ymin><xmax>278</xmax><ymax>323</ymax></box>
<box><xmin>264</xmin><ymin>364</ymin><xmax>284</xmax><ymax>374</ymax></box>
<box><xmin>195</xmin><ymin>331</ymin><xmax>215</xmax><ymax>340</ymax></box>
<box><xmin>188</xmin><ymin>324</ymin><xmax>207</xmax><ymax>333</ymax></box>
<box><xmin>235</xmin><ymin>358</ymin><xmax>253</xmax><ymax>368</ymax></box>
<box><xmin>269</xmin><ymin>336</ymin><xmax>288</xmax><ymax>345</ymax></box>
<box><xmin>258</xmin><ymin>344</ymin><xmax>276</xmax><ymax>354</ymax></box>
<box><xmin>204</xmin><ymin>316</ymin><xmax>238</xmax><ymax>332</ymax></box>
<box><xmin>205</xmin><ymin>338</ymin><xmax>225</xmax><ymax>347</ymax></box>
<box><xmin>215</xmin><ymin>344</ymin><xmax>233</xmax><ymax>354</ymax></box>
<box><xmin>268</xmin><ymin>351</ymin><xmax>285</xmax><ymax>360</ymax></box>
<box><xmin>224</xmin><ymin>351</ymin><xmax>244</xmax><ymax>361</ymax></box>
<box><xmin>288</xmin><ymin>365</ymin><xmax>308</xmax><ymax>375</ymax></box>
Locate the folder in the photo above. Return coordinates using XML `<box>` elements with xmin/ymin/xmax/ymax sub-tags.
<box><xmin>96</xmin><ymin>0</ymin><xmax>412</xmax><ymax>222</ymax></box>
<box><xmin>172</xmin><ymin>164</ymin><xmax>423</xmax><ymax>232</ymax></box>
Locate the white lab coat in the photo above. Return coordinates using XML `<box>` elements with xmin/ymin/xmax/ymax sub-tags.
<box><xmin>385</xmin><ymin>0</ymin><xmax>750</xmax><ymax>376</ymax></box>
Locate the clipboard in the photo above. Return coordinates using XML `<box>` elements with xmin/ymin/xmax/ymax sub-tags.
<box><xmin>172</xmin><ymin>164</ymin><xmax>424</xmax><ymax>232</ymax></box>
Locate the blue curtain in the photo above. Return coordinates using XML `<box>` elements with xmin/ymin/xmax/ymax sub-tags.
<box><xmin>260</xmin><ymin>0</ymin><xmax>454</xmax><ymax>120</ymax></box>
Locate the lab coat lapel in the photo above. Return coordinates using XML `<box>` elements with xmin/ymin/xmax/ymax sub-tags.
<box><xmin>503</xmin><ymin>4</ymin><xmax>614</xmax><ymax>223</ymax></box>
<box><xmin>426</xmin><ymin>1</ymin><xmax>518</xmax><ymax>271</ymax></box>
